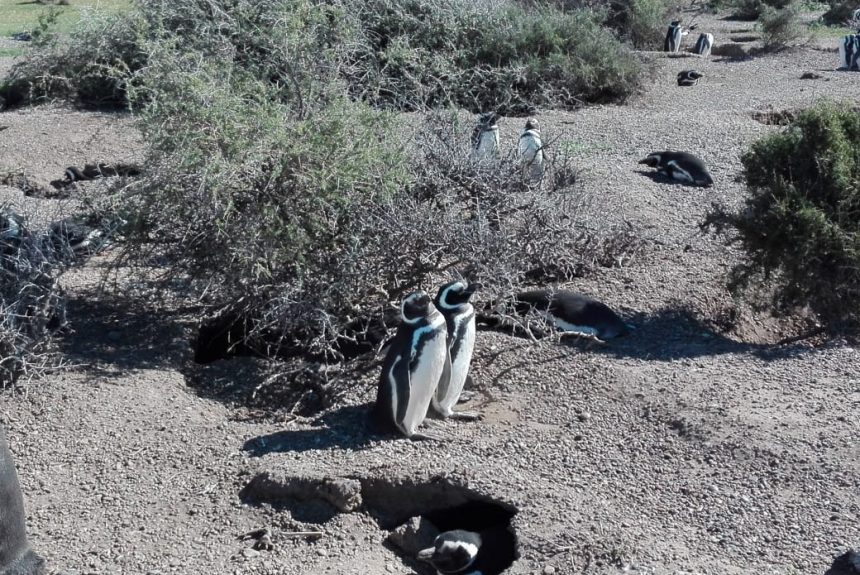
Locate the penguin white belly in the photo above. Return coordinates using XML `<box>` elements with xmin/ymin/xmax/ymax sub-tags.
<box><xmin>518</xmin><ymin>132</ymin><xmax>544</xmax><ymax>181</ymax></box>
<box><xmin>475</xmin><ymin>129</ymin><xmax>500</xmax><ymax>161</ymax></box>
<box><xmin>550</xmin><ymin>314</ymin><xmax>600</xmax><ymax>337</ymax></box>
<box><xmin>401</xmin><ymin>330</ymin><xmax>448</xmax><ymax>436</ymax></box>
<box><xmin>436</xmin><ymin>318</ymin><xmax>476</xmax><ymax>414</ymax></box>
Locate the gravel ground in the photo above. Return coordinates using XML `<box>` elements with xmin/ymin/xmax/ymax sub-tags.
<box><xmin>1</xmin><ymin>11</ymin><xmax>859</xmax><ymax>575</ymax></box>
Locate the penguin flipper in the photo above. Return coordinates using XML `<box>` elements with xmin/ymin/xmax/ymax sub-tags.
<box><xmin>432</xmin><ymin>349</ymin><xmax>453</xmax><ymax>415</ymax></box>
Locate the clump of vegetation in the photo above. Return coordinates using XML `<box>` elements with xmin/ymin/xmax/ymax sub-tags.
<box><xmin>604</xmin><ymin>0</ymin><xmax>673</xmax><ymax>49</ymax></box>
<box><xmin>759</xmin><ymin>4</ymin><xmax>805</xmax><ymax>50</ymax></box>
<box><xmin>0</xmin><ymin>210</ymin><xmax>67</xmax><ymax>388</ymax></box>
<box><xmin>727</xmin><ymin>0</ymin><xmax>792</xmax><ymax>21</ymax></box>
<box><xmin>821</xmin><ymin>0</ymin><xmax>858</xmax><ymax>26</ymax></box>
<box><xmin>703</xmin><ymin>101</ymin><xmax>860</xmax><ymax>333</ymax></box>
<box><xmin>0</xmin><ymin>9</ymin><xmax>146</xmax><ymax>108</ymax></box>
<box><xmin>344</xmin><ymin>0</ymin><xmax>644</xmax><ymax>113</ymax></box>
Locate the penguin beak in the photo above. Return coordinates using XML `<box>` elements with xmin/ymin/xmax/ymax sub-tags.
<box><xmin>465</xmin><ymin>282</ymin><xmax>482</xmax><ymax>296</ymax></box>
<box><xmin>417</xmin><ymin>547</ymin><xmax>435</xmax><ymax>562</ymax></box>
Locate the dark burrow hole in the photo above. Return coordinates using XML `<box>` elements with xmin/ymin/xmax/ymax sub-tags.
<box><xmin>241</xmin><ymin>473</ymin><xmax>519</xmax><ymax>574</ymax></box>
<box><xmin>193</xmin><ymin>309</ymin><xmax>395</xmax><ymax>364</ymax></box>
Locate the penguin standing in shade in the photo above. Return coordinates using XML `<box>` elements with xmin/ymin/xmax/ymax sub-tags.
<box><xmin>471</xmin><ymin>112</ymin><xmax>500</xmax><ymax>162</ymax></box>
<box><xmin>418</xmin><ymin>527</ymin><xmax>514</xmax><ymax>575</ymax></box>
<box><xmin>1</xmin><ymin>426</ymin><xmax>47</xmax><ymax>575</ymax></box>
<box><xmin>431</xmin><ymin>280</ymin><xmax>480</xmax><ymax>421</ymax></box>
<box><xmin>371</xmin><ymin>291</ymin><xmax>449</xmax><ymax>440</ymax></box>
<box><xmin>677</xmin><ymin>70</ymin><xmax>704</xmax><ymax>86</ymax></box>
<box><xmin>516</xmin><ymin>290</ymin><xmax>631</xmax><ymax>340</ymax></box>
<box><xmin>664</xmin><ymin>20</ymin><xmax>687</xmax><ymax>53</ymax></box>
<box><xmin>638</xmin><ymin>151</ymin><xmax>714</xmax><ymax>187</ymax></box>
<box><xmin>48</xmin><ymin>218</ymin><xmax>104</xmax><ymax>257</ymax></box>
<box><xmin>518</xmin><ymin>118</ymin><xmax>544</xmax><ymax>183</ymax></box>
<box><xmin>694</xmin><ymin>32</ymin><xmax>714</xmax><ymax>57</ymax></box>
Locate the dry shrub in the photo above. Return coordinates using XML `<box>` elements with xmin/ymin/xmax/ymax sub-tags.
<box><xmin>0</xmin><ymin>210</ymin><xmax>67</xmax><ymax>388</ymax></box>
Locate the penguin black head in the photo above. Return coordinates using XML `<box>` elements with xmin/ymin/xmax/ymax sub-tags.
<box><xmin>524</xmin><ymin>118</ymin><xmax>539</xmax><ymax>132</ymax></box>
<box><xmin>417</xmin><ymin>529</ymin><xmax>482</xmax><ymax>574</ymax></box>
<box><xmin>669</xmin><ymin>20</ymin><xmax>681</xmax><ymax>27</ymax></box>
<box><xmin>826</xmin><ymin>550</ymin><xmax>860</xmax><ymax>575</ymax></box>
<box><xmin>401</xmin><ymin>291</ymin><xmax>435</xmax><ymax>324</ymax></box>
<box><xmin>638</xmin><ymin>153</ymin><xmax>661</xmax><ymax>167</ymax></box>
<box><xmin>435</xmin><ymin>281</ymin><xmax>480</xmax><ymax>311</ymax></box>
<box><xmin>477</xmin><ymin>112</ymin><xmax>499</xmax><ymax>129</ymax></box>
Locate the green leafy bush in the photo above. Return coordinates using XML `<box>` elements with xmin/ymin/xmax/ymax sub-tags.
<box><xmin>703</xmin><ymin>101</ymin><xmax>860</xmax><ymax>332</ymax></box>
<box><xmin>759</xmin><ymin>4</ymin><xmax>804</xmax><ymax>51</ymax></box>
<box><xmin>0</xmin><ymin>9</ymin><xmax>146</xmax><ymax>108</ymax></box>
<box><xmin>728</xmin><ymin>0</ymin><xmax>792</xmax><ymax>21</ymax></box>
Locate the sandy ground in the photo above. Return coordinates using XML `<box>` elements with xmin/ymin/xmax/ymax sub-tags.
<box><xmin>1</xmin><ymin>10</ymin><xmax>859</xmax><ymax>575</ymax></box>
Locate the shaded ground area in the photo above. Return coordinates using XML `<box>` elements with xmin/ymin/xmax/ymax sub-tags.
<box><xmin>1</xmin><ymin>10</ymin><xmax>858</xmax><ymax>575</ymax></box>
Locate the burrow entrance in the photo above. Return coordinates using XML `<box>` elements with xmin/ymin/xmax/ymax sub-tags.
<box><xmin>240</xmin><ymin>472</ymin><xmax>519</xmax><ymax>574</ymax></box>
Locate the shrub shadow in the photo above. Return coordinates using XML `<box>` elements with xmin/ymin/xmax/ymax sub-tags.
<box><xmin>243</xmin><ymin>404</ymin><xmax>375</xmax><ymax>455</ymax></box>
<box><xmin>59</xmin><ymin>291</ymin><xmax>188</xmax><ymax>375</ymax></box>
<box><xmin>595</xmin><ymin>306</ymin><xmax>814</xmax><ymax>361</ymax></box>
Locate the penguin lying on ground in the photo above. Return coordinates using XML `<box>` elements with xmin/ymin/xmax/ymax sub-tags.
<box><xmin>518</xmin><ymin>118</ymin><xmax>544</xmax><ymax>183</ymax></box>
<box><xmin>48</xmin><ymin>218</ymin><xmax>105</xmax><ymax>257</ymax></box>
<box><xmin>826</xmin><ymin>550</ymin><xmax>860</xmax><ymax>575</ymax></box>
<box><xmin>371</xmin><ymin>291</ymin><xmax>449</xmax><ymax>441</ymax></box>
<box><xmin>1</xmin><ymin>426</ymin><xmax>47</xmax><ymax>575</ymax></box>
<box><xmin>417</xmin><ymin>528</ymin><xmax>513</xmax><ymax>575</ymax></box>
<box><xmin>677</xmin><ymin>70</ymin><xmax>704</xmax><ymax>86</ymax></box>
<box><xmin>515</xmin><ymin>289</ymin><xmax>631</xmax><ymax>341</ymax></box>
<box><xmin>472</xmin><ymin>112</ymin><xmax>500</xmax><ymax>162</ymax></box>
<box><xmin>432</xmin><ymin>281</ymin><xmax>480</xmax><ymax>421</ymax></box>
<box><xmin>638</xmin><ymin>151</ymin><xmax>714</xmax><ymax>187</ymax></box>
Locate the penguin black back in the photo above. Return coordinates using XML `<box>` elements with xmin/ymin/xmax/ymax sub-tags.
<box><xmin>677</xmin><ymin>70</ymin><xmax>703</xmax><ymax>86</ymax></box>
<box><xmin>371</xmin><ymin>291</ymin><xmax>449</xmax><ymax>439</ymax></box>
<box><xmin>638</xmin><ymin>151</ymin><xmax>713</xmax><ymax>187</ymax></box>
<box><xmin>515</xmin><ymin>289</ymin><xmax>630</xmax><ymax>339</ymax></box>
<box><xmin>826</xmin><ymin>550</ymin><xmax>860</xmax><ymax>575</ymax></box>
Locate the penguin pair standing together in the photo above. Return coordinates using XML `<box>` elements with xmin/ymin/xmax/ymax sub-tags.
<box><xmin>372</xmin><ymin>281</ymin><xmax>480</xmax><ymax>441</ymax></box>
<box><xmin>664</xmin><ymin>20</ymin><xmax>692</xmax><ymax>53</ymax></box>
<box><xmin>472</xmin><ymin>113</ymin><xmax>545</xmax><ymax>183</ymax></box>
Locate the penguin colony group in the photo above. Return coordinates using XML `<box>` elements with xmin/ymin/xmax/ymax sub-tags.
<box><xmin>473</xmin><ymin>113</ymin><xmax>545</xmax><ymax>183</ymax></box>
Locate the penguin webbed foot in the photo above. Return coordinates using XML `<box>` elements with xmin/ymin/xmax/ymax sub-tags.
<box><xmin>457</xmin><ymin>390</ymin><xmax>476</xmax><ymax>404</ymax></box>
<box><xmin>449</xmin><ymin>410</ymin><xmax>482</xmax><ymax>421</ymax></box>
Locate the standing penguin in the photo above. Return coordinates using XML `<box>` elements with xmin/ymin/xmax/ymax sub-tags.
<box><xmin>432</xmin><ymin>280</ymin><xmax>480</xmax><ymax>421</ymax></box>
<box><xmin>664</xmin><ymin>20</ymin><xmax>687</xmax><ymax>53</ymax></box>
<box><xmin>518</xmin><ymin>118</ymin><xmax>544</xmax><ymax>183</ymax></box>
<box><xmin>677</xmin><ymin>70</ymin><xmax>704</xmax><ymax>86</ymax></box>
<box><xmin>515</xmin><ymin>290</ymin><xmax>631</xmax><ymax>340</ymax></box>
<box><xmin>471</xmin><ymin>112</ymin><xmax>500</xmax><ymax>162</ymax></box>
<box><xmin>371</xmin><ymin>291</ymin><xmax>449</xmax><ymax>440</ymax></box>
<box><xmin>694</xmin><ymin>32</ymin><xmax>714</xmax><ymax>56</ymax></box>
<box><xmin>1</xmin><ymin>426</ymin><xmax>47</xmax><ymax>575</ymax></box>
<box><xmin>638</xmin><ymin>151</ymin><xmax>714</xmax><ymax>187</ymax></box>
<box><xmin>418</xmin><ymin>527</ymin><xmax>515</xmax><ymax>575</ymax></box>
<box><xmin>838</xmin><ymin>31</ymin><xmax>860</xmax><ymax>70</ymax></box>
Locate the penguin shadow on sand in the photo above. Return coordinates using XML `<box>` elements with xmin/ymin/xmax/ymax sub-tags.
<box><xmin>243</xmin><ymin>404</ymin><xmax>373</xmax><ymax>456</ymax></box>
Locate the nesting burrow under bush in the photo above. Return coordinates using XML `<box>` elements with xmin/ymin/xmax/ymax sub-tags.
<box><xmin>241</xmin><ymin>472</ymin><xmax>519</xmax><ymax>574</ymax></box>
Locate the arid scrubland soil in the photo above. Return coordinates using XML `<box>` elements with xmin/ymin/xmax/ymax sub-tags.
<box><xmin>1</xmin><ymin>11</ymin><xmax>859</xmax><ymax>575</ymax></box>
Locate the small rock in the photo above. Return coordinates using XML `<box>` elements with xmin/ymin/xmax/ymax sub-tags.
<box><xmin>386</xmin><ymin>516</ymin><xmax>440</xmax><ymax>556</ymax></box>
<box><xmin>544</xmin><ymin>566</ymin><xmax>557</xmax><ymax>575</ymax></box>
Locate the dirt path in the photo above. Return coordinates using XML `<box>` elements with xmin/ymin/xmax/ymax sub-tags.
<box><xmin>1</xmin><ymin>12</ymin><xmax>859</xmax><ymax>575</ymax></box>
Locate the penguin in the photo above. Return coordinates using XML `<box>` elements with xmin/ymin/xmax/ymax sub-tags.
<box><xmin>471</xmin><ymin>112</ymin><xmax>500</xmax><ymax>162</ymax></box>
<box><xmin>371</xmin><ymin>291</ymin><xmax>450</xmax><ymax>440</ymax></box>
<box><xmin>838</xmin><ymin>32</ymin><xmax>860</xmax><ymax>70</ymax></box>
<box><xmin>417</xmin><ymin>528</ymin><xmax>513</xmax><ymax>575</ymax></box>
<box><xmin>825</xmin><ymin>550</ymin><xmax>860</xmax><ymax>575</ymax></box>
<box><xmin>48</xmin><ymin>218</ymin><xmax>105</xmax><ymax>257</ymax></box>
<box><xmin>431</xmin><ymin>281</ymin><xmax>480</xmax><ymax>421</ymax></box>
<box><xmin>518</xmin><ymin>118</ymin><xmax>544</xmax><ymax>183</ymax></box>
<box><xmin>515</xmin><ymin>289</ymin><xmax>631</xmax><ymax>340</ymax></box>
<box><xmin>638</xmin><ymin>151</ymin><xmax>714</xmax><ymax>187</ymax></box>
<box><xmin>664</xmin><ymin>20</ymin><xmax>688</xmax><ymax>53</ymax></box>
<box><xmin>1</xmin><ymin>426</ymin><xmax>47</xmax><ymax>575</ymax></box>
<box><xmin>0</xmin><ymin>209</ymin><xmax>26</xmax><ymax>263</ymax></box>
<box><xmin>677</xmin><ymin>70</ymin><xmax>704</xmax><ymax>86</ymax></box>
<box><xmin>694</xmin><ymin>32</ymin><xmax>714</xmax><ymax>57</ymax></box>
